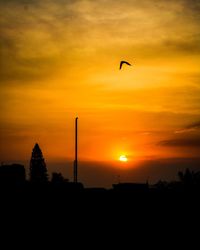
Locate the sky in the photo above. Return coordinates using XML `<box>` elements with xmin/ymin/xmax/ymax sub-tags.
<box><xmin>0</xmin><ymin>0</ymin><xmax>200</xmax><ymax>186</ymax></box>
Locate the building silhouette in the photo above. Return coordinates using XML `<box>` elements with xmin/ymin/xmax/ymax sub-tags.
<box><xmin>0</xmin><ymin>164</ymin><xmax>25</xmax><ymax>185</ymax></box>
<box><xmin>112</xmin><ymin>182</ymin><xmax>149</xmax><ymax>192</ymax></box>
<box><xmin>30</xmin><ymin>143</ymin><xmax>48</xmax><ymax>183</ymax></box>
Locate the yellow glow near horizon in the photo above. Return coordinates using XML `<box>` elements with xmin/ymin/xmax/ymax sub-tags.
<box><xmin>119</xmin><ymin>155</ymin><xmax>128</xmax><ymax>162</ymax></box>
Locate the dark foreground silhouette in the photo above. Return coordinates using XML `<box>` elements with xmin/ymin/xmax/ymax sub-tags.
<box><xmin>0</xmin><ymin>164</ymin><xmax>200</xmax><ymax>205</ymax></box>
<box><xmin>0</xmin><ymin>164</ymin><xmax>199</xmax><ymax>247</ymax></box>
<box><xmin>1</xmin><ymin>143</ymin><xmax>200</xmax><ymax>228</ymax></box>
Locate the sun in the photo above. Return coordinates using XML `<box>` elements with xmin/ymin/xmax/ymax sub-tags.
<box><xmin>119</xmin><ymin>155</ymin><xmax>128</xmax><ymax>162</ymax></box>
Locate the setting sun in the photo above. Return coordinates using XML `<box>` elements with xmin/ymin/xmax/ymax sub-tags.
<box><xmin>119</xmin><ymin>155</ymin><xmax>128</xmax><ymax>162</ymax></box>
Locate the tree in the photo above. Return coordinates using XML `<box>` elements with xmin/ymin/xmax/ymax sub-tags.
<box><xmin>30</xmin><ymin>143</ymin><xmax>48</xmax><ymax>183</ymax></box>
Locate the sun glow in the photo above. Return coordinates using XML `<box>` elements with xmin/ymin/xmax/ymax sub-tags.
<box><xmin>119</xmin><ymin>155</ymin><xmax>128</xmax><ymax>162</ymax></box>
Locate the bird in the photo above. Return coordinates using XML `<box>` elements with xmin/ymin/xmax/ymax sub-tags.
<box><xmin>119</xmin><ymin>60</ymin><xmax>132</xmax><ymax>70</ymax></box>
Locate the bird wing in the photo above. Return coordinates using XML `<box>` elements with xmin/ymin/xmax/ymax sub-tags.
<box><xmin>125</xmin><ymin>61</ymin><xmax>131</xmax><ymax>66</ymax></box>
<box><xmin>119</xmin><ymin>61</ymin><xmax>131</xmax><ymax>70</ymax></box>
<box><xmin>119</xmin><ymin>61</ymin><xmax>123</xmax><ymax>70</ymax></box>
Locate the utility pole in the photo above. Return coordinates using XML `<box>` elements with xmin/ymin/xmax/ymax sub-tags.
<box><xmin>74</xmin><ymin>117</ymin><xmax>78</xmax><ymax>183</ymax></box>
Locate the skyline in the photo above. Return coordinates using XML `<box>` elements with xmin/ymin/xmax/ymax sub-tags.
<box><xmin>0</xmin><ymin>0</ymin><xmax>200</xmax><ymax>187</ymax></box>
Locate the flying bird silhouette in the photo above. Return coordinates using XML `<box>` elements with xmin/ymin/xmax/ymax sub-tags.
<box><xmin>119</xmin><ymin>61</ymin><xmax>132</xmax><ymax>70</ymax></box>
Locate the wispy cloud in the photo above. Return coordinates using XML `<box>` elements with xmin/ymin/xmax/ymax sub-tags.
<box><xmin>1</xmin><ymin>0</ymin><xmax>200</xmax><ymax>84</ymax></box>
<box><xmin>159</xmin><ymin>137</ymin><xmax>200</xmax><ymax>147</ymax></box>
<box><xmin>175</xmin><ymin>121</ymin><xmax>200</xmax><ymax>133</ymax></box>
<box><xmin>160</xmin><ymin>119</ymin><xmax>200</xmax><ymax>148</ymax></box>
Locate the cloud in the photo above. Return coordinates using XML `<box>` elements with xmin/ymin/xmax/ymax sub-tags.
<box><xmin>159</xmin><ymin>119</ymin><xmax>200</xmax><ymax>148</ymax></box>
<box><xmin>162</xmin><ymin>36</ymin><xmax>200</xmax><ymax>54</ymax></box>
<box><xmin>0</xmin><ymin>0</ymin><xmax>82</xmax><ymax>83</ymax></box>
<box><xmin>159</xmin><ymin>137</ymin><xmax>200</xmax><ymax>147</ymax></box>
<box><xmin>175</xmin><ymin>121</ymin><xmax>200</xmax><ymax>133</ymax></box>
<box><xmin>186</xmin><ymin>121</ymin><xmax>200</xmax><ymax>129</ymax></box>
<box><xmin>1</xmin><ymin>0</ymin><xmax>200</xmax><ymax>84</ymax></box>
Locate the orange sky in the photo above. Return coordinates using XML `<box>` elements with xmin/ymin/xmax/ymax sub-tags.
<box><xmin>0</xmin><ymin>0</ymin><xmax>200</xmax><ymax>176</ymax></box>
